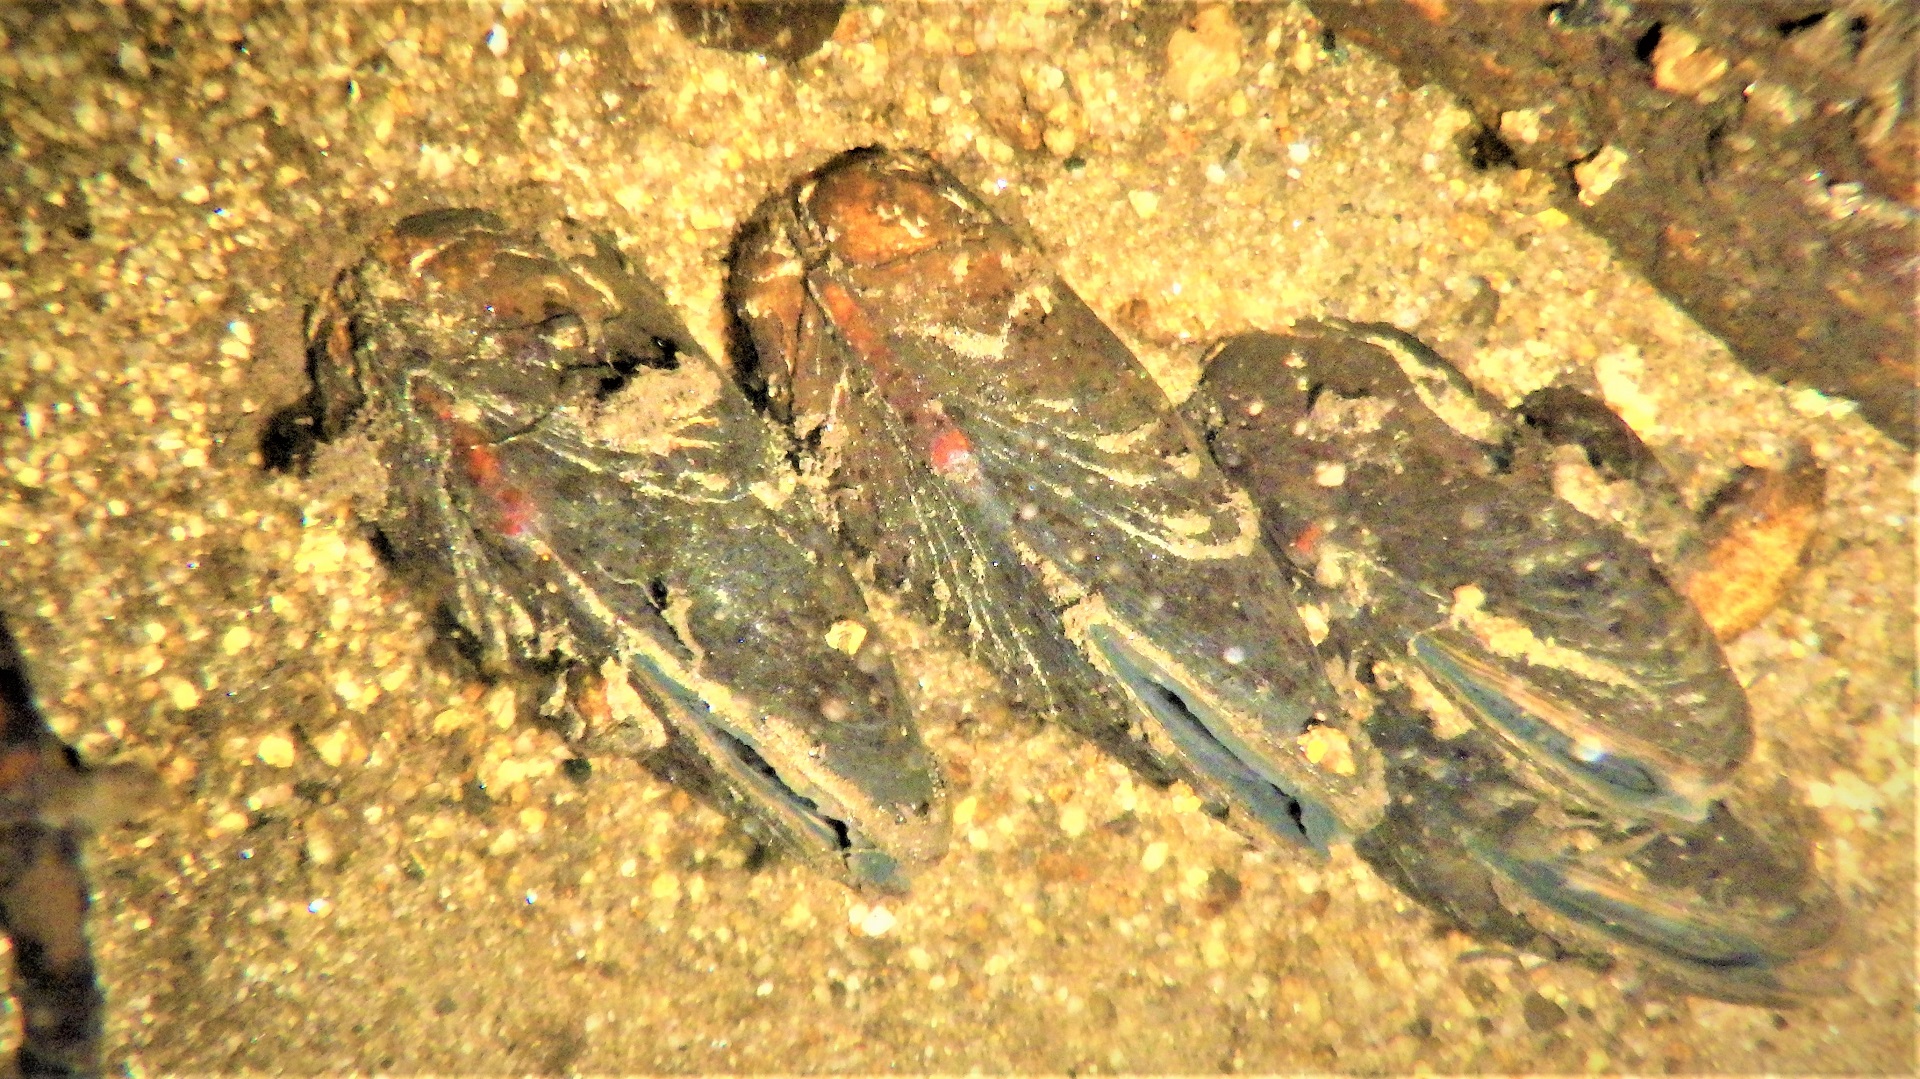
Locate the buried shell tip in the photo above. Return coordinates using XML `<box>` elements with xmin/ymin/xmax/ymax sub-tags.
<box><xmin>1460</xmin><ymin>805</ymin><xmax>1852</xmax><ymax>1005</ymax></box>
<box><xmin>1359</xmin><ymin>697</ymin><xmax>1851</xmax><ymax>1007</ymax></box>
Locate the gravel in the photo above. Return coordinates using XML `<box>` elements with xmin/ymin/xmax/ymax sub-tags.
<box><xmin>1</xmin><ymin>2</ymin><xmax>1911</xmax><ymax>1072</ymax></box>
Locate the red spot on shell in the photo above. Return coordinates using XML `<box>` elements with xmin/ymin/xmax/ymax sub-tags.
<box><xmin>455</xmin><ymin>436</ymin><xmax>504</xmax><ymax>487</ymax></box>
<box><xmin>450</xmin><ymin>423</ymin><xmax>538</xmax><ymax>538</ymax></box>
<box><xmin>487</xmin><ymin>485</ymin><xmax>538</xmax><ymax>538</ymax></box>
<box><xmin>412</xmin><ymin>383</ymin><xmax>457</xmax><ymax>422</ymax></box>
<box><xmin>928</xmin><ymin>427</ymin><xmax>975</xmax><ymax>479</ymax></box>
<box><xmin>1290</xmin><ymin>520</ymin><xmax>1326</xmax><ymax>558</ymax></box>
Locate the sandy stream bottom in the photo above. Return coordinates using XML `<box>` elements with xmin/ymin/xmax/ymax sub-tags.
<box><xmin>0</xmin><ymin>2</ymin><xmax>1912</xmax><ymax>1073</ymax></box>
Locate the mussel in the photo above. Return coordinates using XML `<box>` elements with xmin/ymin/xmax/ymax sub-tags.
<box><xmin>728</xmin><ymin>148</ymin><xmax>1384</xmax><ymax>854</ymax></box>
<box><xmin>1193</xmin><ymin>321</ymin><xmax>1751</xmax><ymax>824</ymax></box>
<box><xmin>306</xmin><ymin>209</ymin><xmax>948</xmax><ymax>893</ymax></box>
<box><xmin>1189</xmin><ymin>321</ymin><xmax>1846</xmax><ymax>1001</ymax></box>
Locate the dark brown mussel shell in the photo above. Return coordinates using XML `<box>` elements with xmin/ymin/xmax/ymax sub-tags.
<box><xmin>728</xmin><ymin>148</ymin><xmax>1384</xmax><ymax>855</ymax></box>
<box><xmin>306</xmin><ymin>208</ymin><xmax>947</xmax><ymax>893</ymax></box>
<box><xmin>1357</xmin><ymin>688</ymin><xmax>1848</xmax><ymax>1005</ymax></box>
<box><xmin>1192</xmin><ymin>321</ymin><xmax>1752</xmax><ymax>825</ymax></box>
<box><xmin>1187</xmin><ymin>321</ymin><xmax>1846</xmax><ymax>1001</ymax></box>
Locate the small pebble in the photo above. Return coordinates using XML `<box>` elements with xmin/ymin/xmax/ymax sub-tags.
<box><xmin>1650</xmin><ymin>28</ymin><xmax>1727</xmax><ymax>97</ymax></box>
<box><xmin>1574</xmin><ymin>145</ymin><xmax>1629</xmax><ymax>205</ymax></box>
<box><xmin>1058</xmin><ymin>804</ymin><xmax>1087</xmax><ymax>837</ymax></box>
<box><xmin>304</xmin><ymin>829</ymin><xmax>337</xmax><ymax>867</ymax></box>
<box><xmin>1165</xmin><ymin>5</ymin><xmax>1243</xmax><ymax>103</ymax></box>
<box><xmin>824</xmin><ymin>619</ymin><xmax>868</xmax><ymax>655</ymax></box>
<box><xmin>650</xmin><ymin>872</ymin><xmax>681</xmax><ymax>901</ymax></box>
<box><xmin>221</xmin><ymin>624</ymin><xmax>253</xmax><ymax>655</ymax></box>
<box><xmin>256</xmin><ymin>732</ymin><xmax>296</xmax><ymax>768</ymax></box>
<box><xmin>858</xmin><ymin>904</ymin><xmax>897</xmax><ymax>937</ymax></box>
<box><xmin>1298</xmin><ymin>726</ymin><xmax>1358</xmax><ymax>776</ymax></box>
<box><xmin>162</xmin><ymin>676</ymin><xmax>200</xmax><ymax>711</ymax></box>
<box><xmin>311</xmin><ymin>724</ymin><xmax>354</xmax><ymax>768</ymax></box>
<box><xmin>1523</xmin><ymin>991</ymin><xmax>1568</xmax><ymax>1032</ymax></box>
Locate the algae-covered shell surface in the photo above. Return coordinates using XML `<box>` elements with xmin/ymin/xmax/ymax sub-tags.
<box><xmin>0</xmin><ymin>2</ymin><xmax>1911</xmax><ymax>1072</ymax></box>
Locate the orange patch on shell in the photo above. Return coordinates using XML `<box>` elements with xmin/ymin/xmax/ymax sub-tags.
<box><xmin>807</xmin><ymin>159</ymin><xmax>964</xmax><ymax>266</ymax></box>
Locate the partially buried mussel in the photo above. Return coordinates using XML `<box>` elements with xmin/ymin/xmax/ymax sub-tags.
<box><xmin>1188</xmin><ymin>320</ymin><xmax>1848</xmax><ymax>1002</ymax></box>
<box><xmin>1196</xmin><ymin>321</ymin><xmax>1751</xmax><ymax>824</ymax></box>
<box><xmin>306</xmin><ymin>209</ymin><xmax>947</xmax><ymax>893</ymax></box>
<box><xmin>729</xmin><ymin>148</ymin><xmax>1385</xmax><ymax>855</ymax></box>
